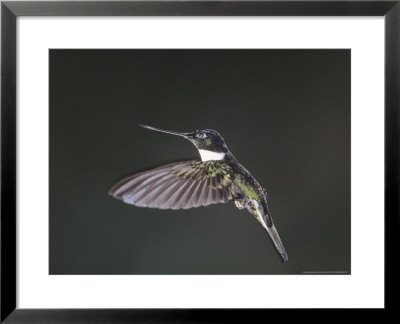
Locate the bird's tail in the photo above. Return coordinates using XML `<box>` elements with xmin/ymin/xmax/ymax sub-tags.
<box><xmin>265</xmin><ymin>223</ymin><xmax>288</xmax><ymax>262</ymax></box>
<box><xmin>247</xmin><ymin>199</ymin><xmax>288</xmax><ymax>262</ymax></box>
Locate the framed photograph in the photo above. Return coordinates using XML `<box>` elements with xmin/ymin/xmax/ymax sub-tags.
<box><xmin>1</xmin><ymin>0</ymin><xmax>398</xmax><ymax>321</ymax></box>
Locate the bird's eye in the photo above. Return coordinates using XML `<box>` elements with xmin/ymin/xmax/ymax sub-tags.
<box><xmin>196</xmin><ymin>132</ymin><xmax>207</xmax><ymax>139</ymax></box>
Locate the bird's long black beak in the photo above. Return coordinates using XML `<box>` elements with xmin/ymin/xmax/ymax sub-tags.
<box><xmin>140</xmin><ymin>125</ymin><xmax>193</xmax><ymax>139</ymax></box>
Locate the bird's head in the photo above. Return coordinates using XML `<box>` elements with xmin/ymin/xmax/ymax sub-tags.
<box><xmin>140</xmin><ymin>125</ymin><xmax>229</xmax><ymax>161</ymax></box>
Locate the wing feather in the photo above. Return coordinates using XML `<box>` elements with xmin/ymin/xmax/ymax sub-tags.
<box><xmin>192</xmin><ymin>179</ymin><xmax>206</xmax><ymax>208</ymax></box>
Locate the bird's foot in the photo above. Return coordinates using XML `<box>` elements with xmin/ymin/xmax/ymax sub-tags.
<box><xmin>234</xmin><ymin>199</ymin><xmax>246</xmax><ymax>210</ymax></box>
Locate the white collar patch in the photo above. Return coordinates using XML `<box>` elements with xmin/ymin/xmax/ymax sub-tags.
<box><xmin>198</xmin><ymin>150</ymin><xmax>225</xmax><ymax>162</ymax></box>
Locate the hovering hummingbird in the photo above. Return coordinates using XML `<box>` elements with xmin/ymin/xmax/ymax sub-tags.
<box><xmin>109</xmin><ymin>125</ymin><xmax>288</xmax><ymax>262</ymax></box>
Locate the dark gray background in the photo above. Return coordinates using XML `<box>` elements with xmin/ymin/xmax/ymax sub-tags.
<box><xmin>49</xmin><ymin>49</ymin><xmax>350</xmax><ymax>274</ymax></box>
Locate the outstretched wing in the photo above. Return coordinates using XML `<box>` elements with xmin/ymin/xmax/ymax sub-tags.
<box><xmin>109</xmin><ymin>160</ymin><xmax>242</xmax><ymax>210</ymax></box>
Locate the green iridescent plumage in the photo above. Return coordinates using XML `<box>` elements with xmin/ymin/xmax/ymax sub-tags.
<box><xmin>235</xmin><ymin>176</ymin><xmax>262</xmax><ymax>202</ymax></box>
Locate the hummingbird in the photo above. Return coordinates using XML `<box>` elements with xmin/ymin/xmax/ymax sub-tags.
<box><xmin>109</xmin><ymin>125</ymin><xmax>288</xmax><ymax>262</ymax></box>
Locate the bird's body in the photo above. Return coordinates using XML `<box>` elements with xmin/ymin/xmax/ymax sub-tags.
<box><xmin>109</xmin><ymin>125</ymin><xmax>288</xmax><ymax>262</ymax></box>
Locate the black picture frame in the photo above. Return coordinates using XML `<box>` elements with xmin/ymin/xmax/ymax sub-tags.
<box><xmin>1</xmin><ymin>0</ymin><xmax>398</xmax><ymax>322</ymax></box>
